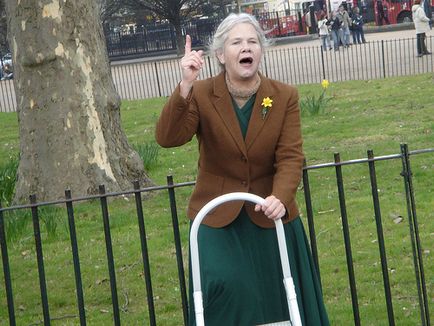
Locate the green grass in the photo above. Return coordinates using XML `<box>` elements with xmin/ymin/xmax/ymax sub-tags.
<box><xmin>0</xmin><ymin>74</ymin><xmax>433</xmax><ymax>325</ymax></box>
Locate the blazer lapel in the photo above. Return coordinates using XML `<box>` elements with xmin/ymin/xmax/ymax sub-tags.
<box><xmin>211</xmin><ymin>73</ymin><xmax>247</xmax><ymax>156</ymax></box>
<box><xmin>245</xmin><ymin>74</ymin><xmax>275</xmax><ymax>150</ymax></box>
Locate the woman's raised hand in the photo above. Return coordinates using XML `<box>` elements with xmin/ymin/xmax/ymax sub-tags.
<box><xmin>179</xmin><ymin>35</ymin><xmax>204</xmax><ymax>98</ymax></box>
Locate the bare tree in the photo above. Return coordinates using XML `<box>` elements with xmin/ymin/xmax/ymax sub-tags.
<box><xmin>96</xmin><ymin>0</ymin><xmax>125</xmax><ymax>31</ymax></box>
<box><xmin>5</xmin><ymin>1</ymin><xmax>151</xmax><ymax>202</ymax></box>
<box><xmin>126</xmin><ymin>0</ymin><xmax>207</xmax><ymax>54</ymax></box>
<box><xmin>205</xmin><ymin>0</ymin><xmax>232</xmax><ymax>17</ymax></box>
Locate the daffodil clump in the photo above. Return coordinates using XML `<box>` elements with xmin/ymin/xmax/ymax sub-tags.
<box><xmin>300</xmin><ymin>79</ymin><xmax>331</xmax><ymax>116</ymax></box>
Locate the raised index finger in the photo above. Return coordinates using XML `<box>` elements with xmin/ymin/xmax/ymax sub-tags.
<box><xmin>185</xmin><ymin>35</ymin><xmax>192</xmax><ymax>54</ymax></box>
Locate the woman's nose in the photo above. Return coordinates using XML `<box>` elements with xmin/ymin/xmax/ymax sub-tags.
<box><xmin>241</xmin><ymin>42</ymin><xmax>251</xmax><ymax>52</ymax></box>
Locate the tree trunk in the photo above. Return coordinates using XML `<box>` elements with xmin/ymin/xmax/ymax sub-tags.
<box><xmin>173</xmin><ymin>20</ymin><xmax>185</xmax><ymax>56</ymax></box>
<box><xmin>6</xmin><ymin>0</ymin><xmax>152</xmax><ymax>202</ymax></box>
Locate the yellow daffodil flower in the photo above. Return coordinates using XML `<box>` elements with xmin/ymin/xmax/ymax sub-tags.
<box><xmin>262</xmin><ymin>97</ymin><xmax>273</xmax><ymax>108</ymax></box>
<box><xmin>261</xmin><ymin>97</ymin><xmax>273</xmax><ymax>119</ymax></box>
<box><xmin>321</xmin><ymin>79</ymin><xmax>330</xmax><ymax>89</ymax></box>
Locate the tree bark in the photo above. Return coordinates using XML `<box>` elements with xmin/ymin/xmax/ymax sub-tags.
<box><xmin>6</xmin><ymin>0</ymin><xmax>151</xmax><ymax>202</ymax></box>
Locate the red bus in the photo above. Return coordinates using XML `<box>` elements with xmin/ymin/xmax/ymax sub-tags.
<box><xmin>359</xmin><ymin>0</ymin><xmax>434</xmax><ymax>24</ymax></box>
<box><xmin>254</xmin><ymin>0</ymin><xmax>433</xmax><ymax>38</ymax></box>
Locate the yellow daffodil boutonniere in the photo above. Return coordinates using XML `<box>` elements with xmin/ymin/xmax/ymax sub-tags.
<box><xmin>261</xmin><ymin>97</ymin><xmax>273</xmax><ymax>120</ymax></box>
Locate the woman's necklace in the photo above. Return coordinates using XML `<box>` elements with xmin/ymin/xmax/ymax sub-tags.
<box><xmin>226</xmin><ymin>74</ymin><xmax>261</xmax><ymax>108</ymax></box>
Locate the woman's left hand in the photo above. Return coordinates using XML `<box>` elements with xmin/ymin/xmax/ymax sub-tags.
<box><xmin>254</xmin><ymin>195</ymin><xmax>286</xmax><ymax>220</ymax></box>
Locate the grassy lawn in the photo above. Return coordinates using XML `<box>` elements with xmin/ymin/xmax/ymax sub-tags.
<box><xmin>0</xmin><ymin>73</ymin><xmax>433</xmax><ymax>325</ymax></box>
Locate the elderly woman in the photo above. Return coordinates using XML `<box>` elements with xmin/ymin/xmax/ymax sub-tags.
<box><xmin>156</xmin><ymin>13</ymin><xmax>329</xmax><ymax>326</ymax></box>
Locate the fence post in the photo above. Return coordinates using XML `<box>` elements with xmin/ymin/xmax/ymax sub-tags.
<box><xmin>166</xmin><ymin>175</ymin><xmax>189</xmax><ymax>326</ymax></box>
<box><xmin>98</xmin><ymin>185</ymin><xmax>121</xmax><ymax>326</ymax></box>
<box><xmin>30</xmin><ymin>194</ymin><xmax>51</xmax><ymax>326</ymax></box>
<box><xmin>400</xmin><ymin>144</ymin><xmax>430</xmax><ymax>326</ymax></box>
<box><xmin>381</xmin><ymin>40</ymin><xmax>386</xmax><ymax>78</ymax></box>
<box><xmin>302</xmin><ymin>160</ymin><xmax>322</xmax><ymax>288</ymax></box>
<box><xmin>263</xmin><ymin>53</ymin><xmax>269</xmax><ymax>78</ymax></box>
<box><xmin>367</xmin><ymin>150</ymin><xmax>395</xmax><ymax>326</ymax></box>
<box><xmin>334</xmin><ymin>153</ymin><xmax>361</xmax><ymax>326</ymax></box>
<box><xmin>154</xmin><ymin>62</ymin><xmax>162</xmax><ymax>98</ymax></box>
<box><xmin>0</xmin><ymin>202</ymin><xmax>16</xmax><ymax>326</ymax></box>
<box><xmin>65</xmin><ymin>190</ymin><xmax>87</xmax><ymax>326</ymax></box>
<box><xmin>133</xmin><ymin>180</ymin><xmax>157</xmax><ymax>326</ymax></box>
<box><xmin>320</xmin><ymin>47</ymin><xmax>326</xmax><ymax>81</ymax></box>
<box><xmin>207</xmin><ymin>56</ymin><xmax>213</xmax><ymax>78</ymax></box>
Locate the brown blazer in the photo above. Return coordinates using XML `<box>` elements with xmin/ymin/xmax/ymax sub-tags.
<box><xmin>155</xmin><ymin>72</ymin><xmax>304</xmax><ymax>228</ymax></box>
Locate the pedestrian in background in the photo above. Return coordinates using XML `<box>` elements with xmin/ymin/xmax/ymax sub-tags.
<box><xmin>330</xmin><ymin>10</ymin><xmax>343</xmax><ymax>51</ymax></box>
<box><xmin>337</xmin><ymin>4</ymin><xmax>352</xmax><ymax>47</ymax></box>
<box><xmin>318</xmin><ymin>13</ymin><xmax>332</xmax><ymax>50</ymax></box>
<box><xmin>352</xmin><ymin>7</ymin><xmax>367</xmax><ymax>44</ymax></box>
<box><xmin>304</xmin><ymin>6</ymin><xmax>318</xmax><ymax>34</ymax></box>
<box><xmin>412</xmin><ymin>0</ymin><xmax>432</xmax><ymax>56</ymax></box>
<box><xmin>376</xmin><ymin>0</ymin><xmax>390</xmax><ymax>25</ymax></box>
<box><xmin>423</xmin><ymin>0</ymin><xmax>433</xmax><ymax>29</ymax></box>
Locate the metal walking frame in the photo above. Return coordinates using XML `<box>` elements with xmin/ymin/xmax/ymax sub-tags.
<box><xmin>190</xmin><ymin>192</ymin><xmax>302</xmax><ymax>326</ymax></box>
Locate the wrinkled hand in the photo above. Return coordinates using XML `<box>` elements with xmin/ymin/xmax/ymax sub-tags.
<box><xmin>254</xmin><ymin>195</ymin><xmax>286</xmax><ymax>221</ymax></box>
<box><xmin>179</xmin><ymin>35</ymin><xmax>204</xmax><ymax>97</ymax></box>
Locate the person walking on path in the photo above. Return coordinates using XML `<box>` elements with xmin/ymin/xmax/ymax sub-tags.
<box><xmin>352</xmin><ymin>7</ymin><xmax>367</xmax><ymax>44</ymax></box>
<box><xmin>337</xmin><ymin>4</ymin><xmax>352</xmax><ymax>47</ymax></box>
<box><xmin>423</xmin><ymin>0</ymin><xmax>433</xmax><ymax>29</ymax></box>
<box><xmin>376</xmin><ymin>0</ymin><xmax>390</xmax><ymax>25</ymax></box>
<box><xmin>412</xmin><ymin>0</ymin><xmax>432</xmax><ymax>57</ymax></box>
<box><xmin>318</xmin><ymin>13</ymin><xmax>332</xmax><ymax>50</ymax></box>
<box><xmin>330</xmin><ymin>10</ymin><xmax>343</xmax><ymax>51</ymax></box>
<box><xmin>156</xmin><ymin>12</ymin><xmax>330</xmax><ymax>326</ymax></box>
<box><xmin>337</xmin><ymin>5</ymin><xmax>352</xmax><ymax>48</ymax></box>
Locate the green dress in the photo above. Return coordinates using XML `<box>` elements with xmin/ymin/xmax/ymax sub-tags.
<box><xmin>188</xmin><ymin>96</ymin><xmax>330</xmax><ymax>326</ymax></box>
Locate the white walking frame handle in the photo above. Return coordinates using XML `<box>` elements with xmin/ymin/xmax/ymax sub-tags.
<box><xmin>190</xmin><ymin>192</ymin><xmax>302</xmax><ymax>326</ymax></box>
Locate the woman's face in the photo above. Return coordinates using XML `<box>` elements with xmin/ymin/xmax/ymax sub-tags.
<box><xmin>217</xmin><ymin>22</ymin><xmax>262</xmax><ymax>82</ymax></box>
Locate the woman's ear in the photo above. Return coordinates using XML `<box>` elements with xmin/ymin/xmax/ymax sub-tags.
<box><xmin>216</xmin><ymin>51</ymin><xmax>225</xmax><ymax>65</ymax></box>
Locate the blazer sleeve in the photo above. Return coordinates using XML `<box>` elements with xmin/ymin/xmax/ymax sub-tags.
<box><xmin>155</xmin><ymin>84</ymin><xmax>199</xmax><ymax>148</ymax></box>
<box><xmin>271</xmin><ymin>87</ymin><xmax>304</xmax><ymax>216</ymax></box>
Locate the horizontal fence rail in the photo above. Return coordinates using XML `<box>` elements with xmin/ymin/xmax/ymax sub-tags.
<box><xmin>1</xmin><ymin>36</ymin><xmax>433</xmax><ymax>113</ymax></box>
<box><xmin>0</xmin><ymin>144</ymin><xmax>432</xmax><ymax>325</ymax></box>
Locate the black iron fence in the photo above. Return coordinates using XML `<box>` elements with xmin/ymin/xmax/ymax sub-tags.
<box><xmin>105</xmin><ymin>18</ymin><xmax>221</xmax><ymax>58</ymax></box>
<box><xmin>0</xmin><ymin>144</ymin><xmax>432</xmax><ymax>325</ymax></box>
<box><xmin>1</xmin><ymin>36</ymin><xmax>432</xmax><ymax>113</ymax></box>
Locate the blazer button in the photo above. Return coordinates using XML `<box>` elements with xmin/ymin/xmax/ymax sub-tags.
<box><xmin>241</xmin><ymin>181</ymin><xmax>247</xmax><ymax>186</ymax></box>
<box><xmin>241</xmin><ymin>156</ymin><xmax>247</xmax><ymax>162</ymax></box>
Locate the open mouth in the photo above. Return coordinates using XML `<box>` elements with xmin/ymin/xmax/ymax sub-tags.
<box><xmin>239</xmin><ymin>57</ymin><xmax>253</xmax><ymax>64</ymax></box>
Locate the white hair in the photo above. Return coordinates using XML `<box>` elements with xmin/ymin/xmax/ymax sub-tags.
<box><xmin>209</xmin><ymin>13</ymin><xmax>269</xmax><ymax>68</ymax></box>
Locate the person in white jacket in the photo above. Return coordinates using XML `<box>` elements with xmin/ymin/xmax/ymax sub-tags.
<box><xmin>412</xmin><ymin>0</ymin><xmax>432</xmax><ymax>56</ymax></box>
<box><xmin>318</xmin><ymin>14</ymin><xmax>332</xmax><ymax>50</ymax></box>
